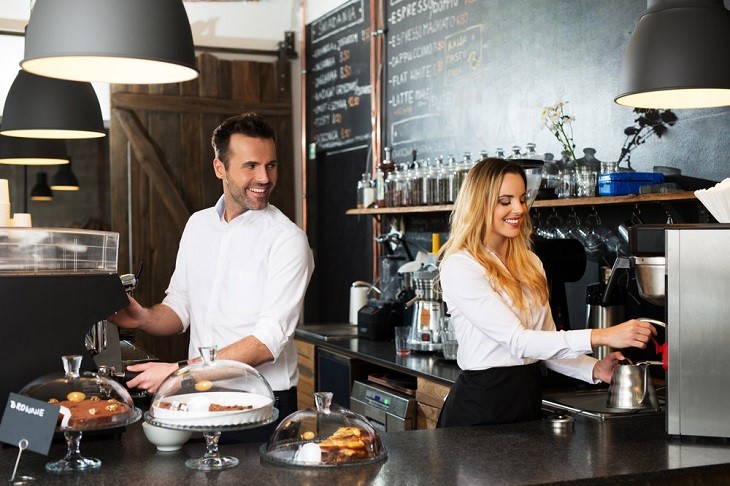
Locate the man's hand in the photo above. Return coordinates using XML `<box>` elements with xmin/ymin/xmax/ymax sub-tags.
<box><xmin>107</xmin><ymin>295</ymin><xmax>146</xmax><ymax>330</ymax></box>
<box><xmin>125</xmin><ymin>362</ymin><xmax>179</xmax><ymax>394</ymax></box>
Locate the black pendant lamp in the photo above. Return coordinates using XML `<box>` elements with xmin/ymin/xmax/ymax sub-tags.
<box><xmin>22</xmin><ymin>0</ymin><xmax>199</xmax><ymax>85</ymax></box>
<box><xmin>616</xmin><ymin>0</ymin><xmax>730</xmax><ymax>109</ymax></box>
<box><xmin>0</xmin><ymin>136</ymin><xmax>68</xmax><ymax>211</ymax></box>
<box><xmin>50</xmin><ymin>159</ymin><xmax>80</xmax><ymax>191</ymax></box>
<box><xmin>0</xmin><ymin>136</ymin><xmax>70</xmax><ymax>166</ymax></box>
<box><xmin>30</xmin><ymin>172</ymin><xmax>53</xmax><ymax>201</ymax></box>
<box><xmin>0</xmin><ymin>70</ymin><xmax>105</xmax><ymax>140</ymax></box>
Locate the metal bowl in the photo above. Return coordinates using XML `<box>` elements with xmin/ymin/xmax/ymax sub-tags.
<box><xmin>632</xmin><ymin>256</ymin><xmax>665</xmax><ymax>306</ymax></box>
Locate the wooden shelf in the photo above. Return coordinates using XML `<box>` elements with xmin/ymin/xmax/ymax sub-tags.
<box><xmin>345</xmin><ymin>191</ymin><xmax>697</xmax><ymax>215</ymax></box>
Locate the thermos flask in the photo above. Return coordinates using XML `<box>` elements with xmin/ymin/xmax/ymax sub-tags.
<box><xmin>349</xmin><ymin>281</ymin><xmax>372</xmax><ymax>325</ymax></box>
<box><xmin>586</xmin><ymin>268</ymin><xmax>627</xmax><ymax>360</ymax></box>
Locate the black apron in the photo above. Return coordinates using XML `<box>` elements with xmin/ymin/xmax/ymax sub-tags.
<box><xmin>437</xmin><ymin>362</ymin><xmax>542</xmax><ymax>428</ymax></box>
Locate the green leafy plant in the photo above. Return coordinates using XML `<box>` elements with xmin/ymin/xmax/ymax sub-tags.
<box><xmin>617</xmin><ymin>108</ymin><xmax>678</xmax><ymax>170</ymax></box>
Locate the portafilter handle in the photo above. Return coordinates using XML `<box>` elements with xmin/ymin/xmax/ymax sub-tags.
<box><xmin>602</xmin><ymin>257</ymin><xmax>631</xmax><ymax>305</ymax></box>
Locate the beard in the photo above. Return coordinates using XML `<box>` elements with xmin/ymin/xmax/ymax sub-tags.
<box><xmin>227</xmin><ymin>180</ymin><xmax>273</xmax><ymax>212</ymax></box>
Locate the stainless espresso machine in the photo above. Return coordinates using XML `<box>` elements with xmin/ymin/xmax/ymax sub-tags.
<box><xmin>0</xmin><ymin>228</ymin><xmax>132</xmax><ymax>408</ymax></box>
<box><xmin>607</xmin><ymin>224</ymin><xmax>730</xmax><ymax>439</ymax></box>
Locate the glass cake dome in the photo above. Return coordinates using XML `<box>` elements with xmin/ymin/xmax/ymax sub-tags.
<box><xmin>20</xmin><ymin>354</ymin><xmax>141</xmax><ymax>473</ymax></box>
<box><xmin>147</xmin><ymin>346</ymin><xmax>276</xmax><ymax>428</ymax></box>
<box><xmin>146</xmin><ymin>346</ymin><xmax>278</xmax><ymax>471</ymax></box>
<box><xmin>20</xmin><ymin>354</ymin><xmax>140</xmax><ymax>432</ymax></box>
<box><xmin>261</xmin><ymin>392</ymin><xmax>386</xmax><ymax>468</ymax></box>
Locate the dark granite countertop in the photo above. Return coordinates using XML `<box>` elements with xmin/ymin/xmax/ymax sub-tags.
<box><xmin>295</xmin><ymin>325</ymin><xmax>462</xmax><ymax>386</ymax></box>
<box><xmin>3</xmin><ymin>414</ymin><xmax>730</xmax><ymax>484</ymax></box>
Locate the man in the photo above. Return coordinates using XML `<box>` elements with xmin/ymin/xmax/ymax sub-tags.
<box><xmin>108</xmin><ymin>113</ymin><xmax>314</xmax><ymax>442</ymax></box>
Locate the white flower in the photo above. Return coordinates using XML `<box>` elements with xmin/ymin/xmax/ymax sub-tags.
<box><xmin>540</xmin><ymin>100</ymin><xmax>577</xmax><ymax>163</ymax></box>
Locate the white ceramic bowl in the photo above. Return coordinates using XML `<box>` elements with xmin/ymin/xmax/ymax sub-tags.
<box><xmin>142</xmin><ymin>421</ymin><xmax>192</xmax><ymax>452</ymax></box>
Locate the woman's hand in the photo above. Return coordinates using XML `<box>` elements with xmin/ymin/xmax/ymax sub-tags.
<box><xmin>592</xmin><ymin>351</ymin><xmax>626</xmax><ymax>383</ymax></box>
<box><xmin>125</xmin><ymin>362</ymin><xmax>179</xmax><ymax>394</ymax></box>
<box><xmin>590</xmin><ymin>319</ymin><xmax>656</xmax><ymax>349</ymax></box>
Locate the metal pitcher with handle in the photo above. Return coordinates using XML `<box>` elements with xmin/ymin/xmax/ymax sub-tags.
<box><xmin>606</xmin><ymin>360</ymin><xmax>662</xmax><ymax>410</ymax></box>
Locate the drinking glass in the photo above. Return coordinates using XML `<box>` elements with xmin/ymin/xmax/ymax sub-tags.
<box><xmin>543</xmin><ymin>209</ymin><xmax>563</xmax><ymax>239</ymax></box>
<box><xmin>394</xmin><ymin>326</ymin><xmax>411</xmax><ymax>356</ymax></box>
<box><xmin>557</xmin><ymin>169</ymin><xmax>576</xmax><ymax>199</ymax></box>
<box><xmin>576</xmin><ymin>168</ymin><xmax>597</xmax><ymax>197</ymax></box>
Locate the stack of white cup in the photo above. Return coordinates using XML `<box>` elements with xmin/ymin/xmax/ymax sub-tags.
<box><xmin>12</xmin><ymin>213</ymin><xmax>32</xmax><ymax>228</ymax></box>
<box><xmin>0</xmin><ymin>179</ymin><xmax>10</xmax><ymax>227</ymax></box>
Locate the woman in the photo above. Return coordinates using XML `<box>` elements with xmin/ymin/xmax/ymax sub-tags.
<box><xmin>436</xmin><ymin>158</ymin><xmax>655</xmax><ymax>428</ymax></box>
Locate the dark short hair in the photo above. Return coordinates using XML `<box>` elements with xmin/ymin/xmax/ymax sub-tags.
<box><xmin>211</xmin><ymin>113</ymin><xmax>276</xmax><ymax>167</ymax></box>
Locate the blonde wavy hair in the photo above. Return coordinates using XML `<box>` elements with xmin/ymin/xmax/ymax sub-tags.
<box><xmin>438</xmin><ymin>158</ymin><xmax>548</xmax><ymax>310</ymax></box>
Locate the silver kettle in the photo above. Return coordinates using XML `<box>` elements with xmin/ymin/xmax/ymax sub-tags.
<box><xmin>606</xmin><ymin>360</ymin><xmax>662</xmax><ymax>410</ymax></box>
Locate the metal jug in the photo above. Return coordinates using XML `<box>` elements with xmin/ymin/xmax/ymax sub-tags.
<box><xmin>606</xmin><ymin>360</ymin><xmax>662</xmax><ymax>410</ymax></box>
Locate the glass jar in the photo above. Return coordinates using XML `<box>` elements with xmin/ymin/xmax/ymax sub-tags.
<box><xmin>442</xmin><ymin>155</ymin><xmax>457</xmax><ymax>204</ymax></box>
<box><xmin>524</xmin><ymin>142</ymin><xmax>543</xmax><ymax>161</ymax></box>
<box><xmin>429</xmin><ymin>161</ymin><xmax>443</xmax><ymax>205</ymax></box>
<box><xmin>542</xmin><ymin>152</ymin><xmax>560</xmax><ymax>191</ymax></box>
<box><xmin>559</xmin><ymin>150</ymin><xmax>576</xmax><ymax>172</ymax></box>
<box><xmin>384</xmin><ymin>170</ymin><xmax>398</xmax><ymax>207</ymax></box>
<box><xmin>600</xmin><ymin>161</ymin><xmax>619</xmax><ymax>174</ymax></box>
<box><xmin>409</xmin><ymin>162</ymin><xmax>423</xmax><ymax>206</ymax></box>
<box><xmin>577</xmin><ymin>147</ymin><xmax>601</xmax><ymax>172</ymax></box>
<box><xmin>425</xmin><ymin>165</ymin><xmax>439</xmax><ymax>205</ymax></box>
<box><xmin>455</xmin><ymin>152</ymin><xmax>473</xmax><ymax>194</ymax></box>
<box><xmin>376</xmin><ymin>147</ymin><xmax>395</xmax><ymax>207</ymax></box>
<box><xmin>417</xmin><ymin>160</ymin><xmax>432</xmax><ymax>206</ymax></box>
<box><xmin>395</xmin><ymin>164</ymin><xmax>411</xmax><ymax>207</ymax></box>
<box><xmin>356</xmin><ymin>173</ymin><xmax>374</xmax><ymax>209</ymax></box>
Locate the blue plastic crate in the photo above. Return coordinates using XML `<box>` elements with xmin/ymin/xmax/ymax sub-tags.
<box><xmin>598</xmin><ymin>172</ymin><xmax>665</xmax><ymax>196</ymax></box>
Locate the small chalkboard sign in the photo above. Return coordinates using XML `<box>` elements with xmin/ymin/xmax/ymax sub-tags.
<box><xmin>0</xmin><ymin>393</ymin><xmax>59</xmax><ymax>455</ymax></box>
<box><xmin>305</xmin><ymin>0</ymin><xmax>372</xmax><ymax>154</ymax></box>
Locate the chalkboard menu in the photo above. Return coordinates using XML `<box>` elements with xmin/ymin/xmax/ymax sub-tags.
<box><xmin>305</xmin><ymin>0</ymin><xmax>372</xmax><ymax>154</ymax></box>
<box><xmin>384</xmin><ymin>1</ymin><xmax>484</xmax><ymax>162</ymax></box>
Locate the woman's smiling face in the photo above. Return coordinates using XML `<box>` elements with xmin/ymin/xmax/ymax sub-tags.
<box><xmin>489</xmin><ymin>172</ymin><xmax>527</xmax><ymax>245</ymax></box>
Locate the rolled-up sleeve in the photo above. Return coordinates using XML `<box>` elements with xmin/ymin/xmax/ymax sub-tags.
<box><xmin>251</xmin><ymin>229</ymin><xmax>314</xmax><ymax>360</ymax></box>
<box><xmin>162</xmin><ymin>224</ymin><xmax>191</xmax><ymax>331</ymax></box>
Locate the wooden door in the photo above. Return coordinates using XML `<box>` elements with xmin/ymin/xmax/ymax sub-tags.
<box><xmin>109</xmin><ymin>52</ymin><xmax>294</xmax><ymax>362</ymax></box>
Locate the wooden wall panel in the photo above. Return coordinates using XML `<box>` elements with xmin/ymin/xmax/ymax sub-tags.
<box><xmin>109</xmin><ymin>52</ymin><xmax>294</xmax><ymax>362</ymax></box>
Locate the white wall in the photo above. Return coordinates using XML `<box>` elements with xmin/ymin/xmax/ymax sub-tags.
<box><xmin>0</xmin><ymin>0</ymin><xmax>312</xmax><ymax>226</ymax></box>
<box><xmin>306</xmin><ymin>0</ymin><xmax>348</xmax><ymax>22</ymax></box>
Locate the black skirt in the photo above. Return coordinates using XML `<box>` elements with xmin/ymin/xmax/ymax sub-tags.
<box><xmin>437</xmin><ymin>362</ymin><xmax>542</xmax><ymax>428</ymax></box>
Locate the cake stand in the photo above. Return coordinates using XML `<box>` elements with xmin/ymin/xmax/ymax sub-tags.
<box><xmin>145</xmin><ymin>410</ymin><xmax>278</xmax><ymax>471</ymax></box>
<box><xmin>19</xmin><ymin>354</ymin><xmax>143</xmax><ymax>474</ymax></box>
<box><xmin>48</xmin><ymin>409</ymin><xmax>142</xmax><ymax>473</ymax></box>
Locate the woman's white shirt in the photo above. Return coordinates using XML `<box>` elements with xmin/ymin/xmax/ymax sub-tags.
<box><xmin>440</xmin><ymin>250</ymin><xmax>598</xmax><ymax>383</ymax></box>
